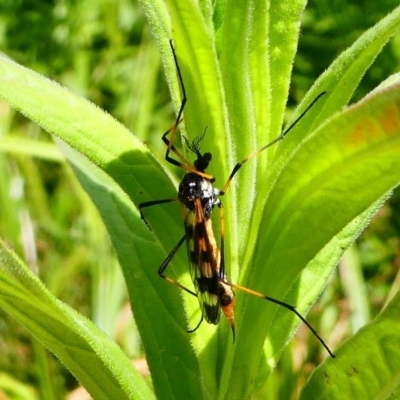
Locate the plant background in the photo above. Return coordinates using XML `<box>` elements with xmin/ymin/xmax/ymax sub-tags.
<box><xmin>0</xmin><ymin>0</ymin><xmax>400</xmax><ymax>398</ymax></box>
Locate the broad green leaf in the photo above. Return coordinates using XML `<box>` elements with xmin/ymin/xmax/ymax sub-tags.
<box><xmin>0</xmin><ymin>238</ymin><xmax>153</xmax><ymax>400</ymax></box>
<box><xmin>58</xmin><ymin>139</ymin><xmax>204</xmax><ymax>400</ymax></box>
<box><xmin>299</xmin><ymin>291</ymin><xmax>400</xmax><ymax>400</ymax></box>
<box><xmin>1</xmin><ymin>1</ymin><xmax>400</xmax><ymax>399</ymax></box>
<box><xmin>215</xmin><ymin>5</ymin><xmax>400</xmax><ymax>397</ymax></box>
<box><xmin>0</xmin><ymin>51</ymin><xmax>203</xmax><ymax>399</ymax></box>
<box><xmin>226</xmin><ymin>84</ymin><xmax>400</xmax><ymax>399</ymax></box>
<box><xmin>217</xmin><ymin>0</ymin><xmax>308</xmax><ymax>280</ymax></box>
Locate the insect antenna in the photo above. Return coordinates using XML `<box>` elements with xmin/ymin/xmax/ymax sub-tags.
<box><xmin>183</xmin><ymin>127</ymin><xmax>207</xmax><ymax>155</ymax></box>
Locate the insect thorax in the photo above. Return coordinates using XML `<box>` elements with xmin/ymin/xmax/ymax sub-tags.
<box><xmin>178</xmin><ymin>173</ymin><xmax>220</xmax><ymax>218</ymax></box>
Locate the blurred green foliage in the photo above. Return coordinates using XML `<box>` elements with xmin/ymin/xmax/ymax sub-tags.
<box><xmin>0</xmin><ymin>0</ymin><xmax>399</xmax><ymax>398</ymax></box>
<box><xmin>294</xmin><ymin>0</ymin><xmax>400</xmax><ymax>101</ymax></box>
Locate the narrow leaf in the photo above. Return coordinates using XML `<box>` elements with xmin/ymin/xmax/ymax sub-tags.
<box><xmin>0</xmin><ymin>238</ymin><xmax>153</xmax><ymax>400</ymax></box>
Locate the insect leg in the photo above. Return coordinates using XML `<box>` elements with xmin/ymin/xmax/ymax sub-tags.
<box><xmin>158</xmin><ymin>234</ymin><xmax>204</xmax><ymax>333</ymax></box>
<box><xmin>215</xmin><ymin>203</ymin><xmax>236</xmax><ymax>339</ymax></box>
<box><xmin>162</xmin><ymin>41</ymin><xmax>214</xmax><ymax>180</ymax></box>
<box><xmin>220</xmin><ymin>92</ymin><xmax>326</xmax><ymax>194</ymax></box>
<box><xmin>218</xmin><ymin>203</ymin><xmax>226</xmax><ymax>278</ymax></box>
<box><xmin>158</xmin><ymin>234</ymin><xmax>197</xmax><ymax>297</ymax></box>
<box><xmin>187</xmin><ymin>315</ymin><xmax>204</xmax><ymax>333</ymax></box>
<box><xmin>162</xmin><ymin>41</ymin><xmax>192</xmax><ymax>170</ymax></box>
<box><xmin>138</xmin><ymin>198</ymin><xmax>178</xmax><ymax>228</ymax></box>
<box><xmin>222</xmin><ymin>280</ymin><xmax>335</xmax><ymax>358</ymax></box>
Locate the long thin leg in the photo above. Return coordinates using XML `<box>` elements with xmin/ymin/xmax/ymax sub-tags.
<box><xmin>158</xmin><ymin>234</ymin><xmax>197</xmax><ymax>297</ymax></box>
<box><xmin>187</xmin><ymin>315</ymin><xmax>204</xmax><ymax>333</ymax></box>
<box><xmin>162</xmin><ymin>41</ymin><xmax>214</xmax><ymax>180</ymax></box>
<box><xmin>217</xmin><ymin>203</ymin><xmax>236</xmax><ymax>340</ymax></box>
<box><xmin>159</xmin><ymin>234</ymin><xmax>203</xmax><ymax>333</ymax></box>
<box><xmin>163</xmin><ymin>41</ymin><xmax>189</xmax><ymax>168</ymax></box>
<box><xmin>218</xmin><ymin>203</ymin><xmax>226</xmax><ymax>278</ymax></box>
<box><xmin>222</xmin><ymin>279</ymin><xmax>335</xmax><ymax>358</ymax></box>
<box><xmin>221</xmin><ymin>92</ymin><xmax>326</xmax><ymax>194</ymax></box>
<box><xmin>139</xmin><ymin>198</ymin><xmax>178</xmax><ymax>227</ymax></box>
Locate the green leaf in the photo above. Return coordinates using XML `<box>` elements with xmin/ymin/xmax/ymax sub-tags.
<box><xmin>58</xmin><ymin>139</ymin><xmax>204</xmax><ymax>400</ymax></box>
<box><xmin>0</xmin><ymin>47</ymin><xmax>205</xmax><ymax>399</ymax></box>
<box><xmin>0</xmin><ymin>238</ymin><xmax>153</xmax><ymax>400</ymax></box>
<box><xmin>225</xmin><ymin>82</ymin><xmax>400</xmax><ymax>399</ymax></box>
<box><xmin>289</xmin><ymin>3</ymin><xmax>400</xmax><ymax>133</ymax></box>
<box><xmin>299</xmin><ymin>291</ymin><xmax>400</xmax><ymax>400</ymax></box>
<box><xmin>1</xmin><ymin>1</ymin><xmax>400</xmax><ymax>399</ymax></box>
<box><xmin>0</xmin><ymin>39</ymin><xmax>203</xmax><ymax>400</ymax></box>
<box><xmin>0</xmin><ymin>136</ymin><xmax>64</xmax><ymax>162</ymax></box>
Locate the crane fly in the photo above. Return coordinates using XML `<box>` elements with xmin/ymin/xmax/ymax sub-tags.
<box><xmin>139</xmin><ymin>40</ymin><xmax>334</xmax><ymax>358</ymax></box>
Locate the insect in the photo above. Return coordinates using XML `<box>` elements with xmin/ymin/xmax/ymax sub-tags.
<box><xmin>139</xmin><ymin>40</ymin><xmax>334</xmax><ymax>358</ymax></box>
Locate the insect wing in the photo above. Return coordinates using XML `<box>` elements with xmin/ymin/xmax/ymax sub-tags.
<box><xmin>185</xmin><ymin>199</ymin><xmax>221</xmax><ymax>324</ymax></box>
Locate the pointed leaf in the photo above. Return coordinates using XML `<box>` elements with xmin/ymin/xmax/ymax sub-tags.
<box><xmin>0</xmin><ymin>238</ymin><xmax>153</xmax><ymax>400</ymax></box>
<box><xmin>299</xmin><ymin>291</ymin><xmax>400</xmax><ymax>400</ymax></box>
